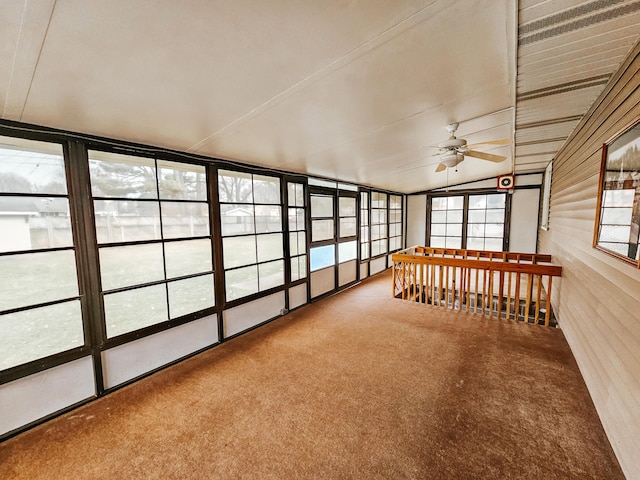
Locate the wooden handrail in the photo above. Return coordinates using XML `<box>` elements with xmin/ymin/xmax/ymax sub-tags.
<box><xmin>413</xmin><ymin>246</ymin><xmax>553</xmax><ymax>264</ymax></box>
<box><xmin>391</xmin><ymin>247</ymin><xmax>562</xmax><ymax>327</ymax></box>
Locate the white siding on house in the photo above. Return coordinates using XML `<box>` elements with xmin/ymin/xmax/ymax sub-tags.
<box><xmin>539</xmin><ymin>41</ymin><xmax>640</xmax><ymax>480</ymax></box>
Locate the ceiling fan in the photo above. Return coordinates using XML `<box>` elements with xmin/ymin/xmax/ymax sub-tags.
<box><xmin>434</xmin><ymin>123</ymin><xmax>509</xmax><ymax>172</ymax></box>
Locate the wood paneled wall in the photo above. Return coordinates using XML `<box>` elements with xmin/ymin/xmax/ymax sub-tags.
<box><xmin>539</xmin><ymin>40</ymin><xmax>640</xmax><ymax>479</ymax></box>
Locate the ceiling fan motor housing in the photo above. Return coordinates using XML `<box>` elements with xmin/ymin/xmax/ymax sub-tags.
<box><xmin>438</xmin><ymin>137</ymin><xmax>467</xmax><ymax>149</ymax></box>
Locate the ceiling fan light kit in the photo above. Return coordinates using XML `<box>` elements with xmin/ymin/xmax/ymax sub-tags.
<box><xmin>434</xmin><ymin>122</ymin><xmax>509</xmax><ymax>172</ymax></box>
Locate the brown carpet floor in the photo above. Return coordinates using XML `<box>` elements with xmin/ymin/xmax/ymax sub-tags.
<box><xmin>0</xmin><ymin>271</ymin><xmax>624</xmax><ymax>479</ymax></box>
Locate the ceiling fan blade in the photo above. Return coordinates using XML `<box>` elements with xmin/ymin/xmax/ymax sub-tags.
<box><xmin>465</xmin><ymin>138</ymin><xmax>511</xmax><ymax>148</ymax></box>
<box><xmin>464</xmin><ymin>150</ymin><xmax>506</xmax><ymax>163</ymax></box>
<box><xmin>435</xmin><ymin>162</ymin><xmax>447</xmax><ymax>172</ymax></box>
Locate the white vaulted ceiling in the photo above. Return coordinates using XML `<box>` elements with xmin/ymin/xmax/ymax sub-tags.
<box><xmin>1</xmin><ymin>1</ymin><xmax>639</xmax><ymax>193</ymax></box>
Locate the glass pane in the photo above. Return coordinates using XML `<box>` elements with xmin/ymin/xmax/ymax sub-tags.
<box><xmin>338</xmin><ymin>241</ymin><xmax>357</xmax><ymax>262</ymax></box>
<box><xmin>389</xmin><ymin>237</ymin><xmax>401</xmax><ymax>251</ymax></box>
<box><xmin>468</xmin><ymin>210</ymin><xmax>485</xmax><ymax>223</ymax></box>
<box><xmin>311</xmin><ymin>195</ymin><xmax>333</xmax><ymax>218</ymax></box>
<box><xmin>312</xmin><ymin>219</ymin><xmax>334</xmax><ymax>242</ymax></box>
<box><xmin>430</xmin><ymin>236</ymin><xmax>446</xmax><ymax>248</ymax></box>
<box><xmin>487</xmin><ymin>194</ymin><xmax>506</xmax><ymax>208</ymax></box>
<box><xmin>467</xmin><ymin>237</ymin><xmax>484</xmax><ymax>250</ymax></box>
<box><xmin>372</xmin><ymin>192</ymin><xmax>387</xmax><ymax>208</ymax></box>
<box><xmin>94</xmin><ymin>200</ymin><xmax>161</xmax><ymax>243</ymax></box>
<box><xmin>338</xmin><ymin>183</ymin><xmax>358</xmax><ymax>191</ymax></box>
<box><xmin>390</xmin><ymin>195</ymin><xmax>402</xmax><ymax>209</ymax></box>
<box><xmin>253</xmin><ymin>175</ymin><xmax>281</xmax><ymax>204</ymax></box>
<box><xmin>601</xmin><ymin>207</ymin><xmax>633</xmax><ymax>225</ymax></box>
<box><xmin>339</xmin><ymin>197</ymin><xmax>356</xmax><ymax>216</ymax></box>
<box><xmin>225</xmin><ymin>265</ymin><xmax>259</xmax><ymax>301</ymax></box>
<box><xmin>0</xmin><ymin>138</ymin><xmax>66</xmax><ymax>195</ymax></box>
<box><xmin>287</xmin><ymin>183</ymin><xmax>297</xmax><ymax>207</ymax></box>
<box><xmin>223</xmin><ymin>236</ymin><xmax>257</xmax><ymax>268</ymax></box>
<box><xmin>220</xmin><ymin>204</ymin><xmax>255</xmax><ymax>236</ymax></box>
<box><xmin>469</xmin><ymin>195</ymin><xmax>486</xmax><ymax>209</ymax></box>
<box><xmin>161</xmin><ymin>201</ymin><xmax>210</xmax><ymax>239</ymax></box>
<box><xmin>431</xmin><ymin>211</ymin><xmax>446</xmax><ymax>223</ymax></box>
<box><xmin>603</xmin><ymin>189</ymin><xmax>634</xmax><ymax>207</ymax></box>
<box><xmin>308</xmin><ymin>178</ymin><xmax>337</xmax><ymax>188</ymax></box>
<box><xmin>371</xmin><ymin>239</ymin><xmax>387</xmax><ymax>256</ymax></box>
<box><xmin>468</xmin><ymin>224</ymin><xmax>485</xmax><ymax>237</ymax></box>
<box><xmin>361</xmin><ymin>191</ymin><xmax>369</xmax><ymax>207</ymax></box>
<box><xmin>89</xmin><ymin>151</ymin><xmax>157</xmax><ymax>199</ymax></box>
<box><xmin>168</xmin><ymin>274</ymin><xmax>215</xmax><ymax>318</ymax></box>
<box><xmin>0</xmin><ymin>300</ymin><xmax>83</xmax><ymax>370</ymax></box>
<box><xmin>445</xmin><ymin>237</ymin><xmax>462</xmax><ymax>248</ymax></box>
<box><xmin>446</xmin><ymin>224</ymin><xmax>462</xmax><ymax>236</ymax></box>
<box><xmin>290</xmin><ymin>231</ymin><xmax>306</xmax><ymax>257</ymax></box>
<box><xmin>288</xmin><ymin>207</ymin><xmax>305</xmax><ymax>231</ymax></box>
<box><xmin>339</xmin><ymin>218</ymin><xmax>357</xmax><ymax>238</ymax></box>
<box><xmin>290</xmin><ymin>255</ymin><xmax>307</xmax><ymax>281</ymax></box>
<box><xmin>598</xmin><ymin>242</ymin><xmax>631</xmax><ymax>256</ymax></box>
<box><xmin>431</xmin><ymin>223</ymin><xmax>446</xmax><ymax>236</ymax></box>
<box><xmin>447</xmin><ymin>196</ymin><xmax>464</xmax><ymax>209</ymax></box>
<box><xmin>0</xmin><ymin>196</ymin><xmax>73</xmax><ymax>252</ymax></box>
<box><xmin>157</xmin><ymin>161</ymin><xmax>207</xmax><ymax>201</ymax></box>
<box><xmin>164</xmin><ymin>239</ymin><xmax>213</xmax><ymax>278</ymax></box>
<box><xmin>298</xmin><ymin>254</ymin><xmax>307</xmax><ymax>278</ymax></box>
<box><xmin>255</xmin><ymin>205</ymin><xmax>282</xmax><ymax>233</ymax></box>
<box><xmin>310</xmin><ymin>245</ymin><xmax>335</xmax><ymax>271</ymax></box>
<box><xmin>389</xmin><ymin>210</ymin><xmax>401</xmax><ymax>223</ymax></box>
<box><xmin>290</xmin><ymin>232</ymin><xmax>300</xmax><ymax>256</ymax></box>
<box><xmin>599</xmin><ymin>225</ymin><xmax>631</xmax><ymax>243</ymax></box>
<box><xmin>371</xmin><ymin>225</ymin><xmax>382</xmax><ymax>240</ymax></box>
<box><xmin>361</xmin><ymin>243</ymin><xmax>369</xmax><ymax>259</ymax></box>
<box><xmin>100</xmin><ymin>243</ymin><xmax>164</xmax><ymax>290</ymax></box>
<box><xmin>485</xmin><ymin>224</ymin><xmax>504</xmax><ymax>238</ymax></box>
<box><xmin>295</xmin><ymin>183</ymin><xmax>304</xmax><ymax>207</ymax></box>
<box><xmin>485</xmin><ymin>238</ymin><xmax>503</xmax><ymax>251</ymax></box>
<box><xmin>297</xmin><ymin>231</ymin><xmax>306</xmax><ymax>254</ymax></box>
<box><xmin>360</xmin><ymin>226</ymin><xmax>369</xmax><ymax>241</ymax></box>
<box><xmin>372</xmin><ymin>209</ymin><xmax>387</xmax><ymax>224</ymax></box>
<box><xmin>486</xmin><ymin>209</ymin><xmax>505</xmax><ymax>223</ymax></box>
<box><xmin>258</xmin><ymin>260</ymin><xmax>284</xmax><ymax>290</ymax></box>
<box><xmin>105</xmin><ymin>284</ymin><xmax>168</xmax><ymax>337</ymax></box>
<box><xmin>447</xmin><ymin>210</ymin><xmax>463</xmax><ymax>223</ymax></box>
<box><xmin>257</xmin><ymin>233</ymin><xmax>283</xmax><ymax>263</ymax></box>
<box><xmin>361</xmin><ymin>209</ymin><xmax>369</xmax><ymax>226</ymax></box>
<box><xmin>431</xmin><ymin>197</ymin><xmax>448</xmax><ymax>210</ymax></box>
<box><xmin>0</xmin><ymin>251</ymin><xmax>78</xmax><ymax>312</ymax></box>
<box><xmin>218</xmin><ymin>170</ymin><xmax>253</xmax><ymax>203</ymax></box>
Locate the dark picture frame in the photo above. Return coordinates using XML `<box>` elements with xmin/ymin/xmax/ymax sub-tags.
<box><xmin>593</xmin><ymin>116</ymin><xmax>640</xmax><ymax>268</ymax></box>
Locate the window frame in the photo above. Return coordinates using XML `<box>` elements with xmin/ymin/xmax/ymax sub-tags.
<box><xmin>593</xmin><ymin>116</ymin><xmax>640</xmax><ymax>268</ymax></box>
<box><xmin>217</xmin><ymin>167</ymin><xmax>286</xmax><ymax>306</ymax></box>
<box><xmin>426</xmin><ymin>189</ymin><xmax>511</xmax><ymax>251</ymax></box>
<box><xmin>87</xmin><ymin>148</ymin><xmax>217</xmax><ymax>344</ymax></box>
<box><xmin>0</xmin><ymin>135</ymin><xmax>90</xmax><ymax>384</ymax></box>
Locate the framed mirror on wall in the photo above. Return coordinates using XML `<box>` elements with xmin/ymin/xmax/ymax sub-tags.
<box><xmin>594</xmin><ymin>117</ymin><xmax>640</xmax><ymax>268</ymax></box>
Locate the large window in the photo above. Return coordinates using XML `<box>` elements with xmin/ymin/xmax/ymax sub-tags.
<box><xmin>287</xmin><ymin>182</ymin><xmax>307</xmax><ymax>282</ymax></box>
<box><xmin>389</xmin><ymin>194</ymin><xmax>403</xmax><ymax>251</ymax></box>
<box><xmin>0</xmin><ymin>137</ymin><xmax>84</xmax><ymax>371</ymax></box>
<box><xmin>371</xmin><ymin>192</ymin><xmax>388</xmax><ymax>256</ymax></box>
<box><xmin>90</xmin><ymin>151</ymin><xmax>214</xmax><ymax>338</ymax></box>
<box><xmin>218</xmin><ymin>170</ymin><xmax>284</xmax><ymax>301</ymax></box>
<box><xmin>467</xmin><ymin>194</ymin><xmax>506</xmax><ymax>251</ymax></box>
<box><xmin>360</xmin><ymin>191</ymin><xmax>369</xmax><ymax>260</ymax></box>
<box><xmin>429</xmin><ymin>192</ymin><xmax>507</xmax><ymax>251</ymax></box>
<box><xmin>310</xmin><ymin>192</ymin><xmax>335</xmax><ymax>271</ymax></box>
<box><xmin>594</xmin><ymin>119</ymin><xmax>640</xmax><ymax>266</ymax></box>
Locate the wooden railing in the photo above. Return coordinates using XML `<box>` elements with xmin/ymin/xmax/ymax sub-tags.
<box><xmin>391</xmin><ymin>246</ymin><xmax>563</xmax><ymax>327</ymax></box>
